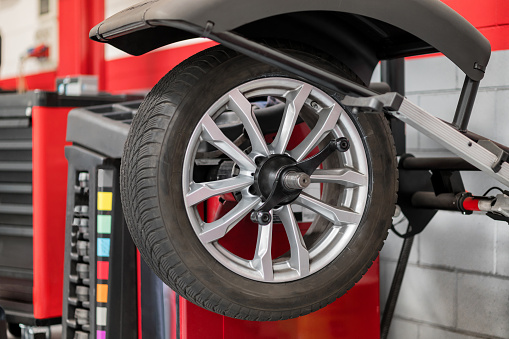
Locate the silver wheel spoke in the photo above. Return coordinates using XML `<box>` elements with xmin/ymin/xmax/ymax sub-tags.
<box><xmin>199</xmin><ymin>197</ymin><xmax>260</xmax><ymax>243</ymax></box>
<box><xmin>186</xmin><ymin>176</ymin><xmax>253</xmax><ymax>206</ymax></box>
<box><xmin>200</xmin><ymin>114</ymin><xmax>256</xmax><ymax>171</ymax></box>
<box><xmin>278</xmin><ymin>205</ymin><xmax>309</xmax><ymax>276</ymax></box>
<box><xmin>251</xmin><ymin>212</ymin><xmax>274</xmax><ymax>281</ymax></box>
<box><xmin>228</xmin><ymin>89</ymin><xmax>269</xmax><ymax>156</ymax></box>
<box><xmin>271</xmin><ymin>84</ymin><xmax>312</xmax><ymax>154</ymax></box>
<box><xmin>289</xmin><ymin>104</ymin><xmax>343</xmax><ymax>161</ymax></box>
<box><xmin>294</xmin><ymin>193</ymin><xmax>361</xmax><ymax>226</ymax></box>
<box><xmin>310</xmin><ymin>168</ymin><xmax>367</xmax><ymax>187</ymax></box>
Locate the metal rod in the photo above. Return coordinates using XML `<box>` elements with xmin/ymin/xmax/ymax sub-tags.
<box><xmin>401</xmin><ymin>157</ymin><xmax>479</xmax><ymax>171</ymax></box>
<box><xmin>211</xmin><ymin>31</ymin><xmax>377</xmax><ymax>97</ymax></box>
<box><xmin>452</xmin><ymin>76</ymin><xmax>480</xmax><ymax>131</ymax></box>
<box><xmin>380</xmin><ymin>229</ymin><xmax>414</xmax><ymax>339</ymax></box>
<box><xmin>411</xmin><ymin>192</ymin><xmax>460</xmax><ymax>211</ymax></box>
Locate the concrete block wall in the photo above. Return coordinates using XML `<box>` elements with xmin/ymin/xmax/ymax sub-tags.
<box><xmin>375</xmin><ymin>50</ymin><xmax>509</xmax><ymax>339</ymax></box>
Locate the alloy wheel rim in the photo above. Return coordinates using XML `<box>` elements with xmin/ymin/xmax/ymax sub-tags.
<box><xmin>182</xmin><ymin>77</ymin><xmax>370</xmax><ymax>282</ymax></box>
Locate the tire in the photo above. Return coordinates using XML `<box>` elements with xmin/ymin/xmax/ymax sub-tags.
<box><xmin>121</xmin><ymin>42</ymin><xmax>397</xmax><ymax>321</ymax></box>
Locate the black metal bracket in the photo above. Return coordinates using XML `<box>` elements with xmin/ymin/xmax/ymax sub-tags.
<box><xmin>431</xmin><ymin>170</ymin><xmax>465</xmax><ymax>195</ymax></box>
<box><xmin>395</xmin><ymin>154</ymin><xmax>438</xmax><ymax>238</ymax></box>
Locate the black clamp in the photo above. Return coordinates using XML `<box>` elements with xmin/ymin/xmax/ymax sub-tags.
<box><xmin>202</xmin><ymin>21</ymin><xmax>214</xmax><ymax>38</ymax></box>
<box><xmin>478</xmin><ymin>140</ymin><xmax>509</xmax><ymax>173</ymax></box>
<box><xmin>456</xmin><ymin>192</ymin><xmax>474</xmax><ymax>215</ymax></box>
<box><xmin>250</xmin><ymin>138</ymin><xmax>350</xmax><ymax>224</ymax></box>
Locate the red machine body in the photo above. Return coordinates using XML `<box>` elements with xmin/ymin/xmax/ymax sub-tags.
<box><xmin>32</xmin><ymin>106</ymin><xmax>72</xmax><ymax>319</ymax></box>
<box><xmin>178</xmin><ymin>264</ymin><xmax>379</xmax><ymax>339</ymax></box>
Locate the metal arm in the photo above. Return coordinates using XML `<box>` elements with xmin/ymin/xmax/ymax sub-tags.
<box><xmin>452</xmin><ymin>76</ymin><xmax>480</xmax><ymax>131</ymax></box>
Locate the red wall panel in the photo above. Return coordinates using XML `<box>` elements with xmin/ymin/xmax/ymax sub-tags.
<box><xmin>442</xmin><ymin>0</ymin><xmax>509</xmax><ymax>28</ymax></box>
<box><xmin>0</xmin><ymin>71</ymin><xmax>57</xmax><ymax>92</ymax></box>
<box><xmin>104</xmin><ymin>41</ymin><xmax>217</xmax><ymax>94</ymax></box>
<box><xmin>58</xmin><ymin>0</ymin><xmax>105</xmax><ymax>86</ymax></box>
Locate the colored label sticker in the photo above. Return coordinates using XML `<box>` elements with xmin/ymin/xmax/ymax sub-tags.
<box><xmin>97</xmin><ymin>284</ymin><xmax>108</xmax><ymax>303</ymax></box>
<box><xmin>97</xmin><ymin>238</ymin><xmax>111</xmax><ymax>257</ymax></box>
<box><xmin>97</xmin><ymin>261</ymin><xmax>109</xmax><ymax>280</ymax></box>
<box><xmin>98</xmin><ymin>169</ymin><xmax>113</xmax><ymax>188</ymax></box>
<box><xmin>96</xmin><ymin>307</ymin><xmax>107</xmax><ymax>326</ymax></box>
<box><xmin>97</xmin><ymin>215</ymin><xmax>112</xmax><ymax>234</ymax></box>
<box><xmin>97</xmin><ymin>330</ymin><xmax>106</xmax><ymax>339</ymax></box>
<box><xmin>97</xmin><ymin>191</ymin><xmax>113</xmax><ymax>211</ymax></box>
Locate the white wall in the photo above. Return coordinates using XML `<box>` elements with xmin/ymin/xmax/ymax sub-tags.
<box><xmin>0</xmin><ymin>0</ymin><xmax>58</xmax><ymax>79</ymax></box>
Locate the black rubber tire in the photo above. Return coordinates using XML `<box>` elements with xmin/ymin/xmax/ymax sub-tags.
<box><xmin>120</xmin><ymin>42</ymin><xmax>397</xmax><ymax>321</ymax></box>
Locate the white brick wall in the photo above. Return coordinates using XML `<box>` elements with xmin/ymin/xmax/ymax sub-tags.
<box><xmin>378</xmin><ymin>50</ymin><xmax>509</xmax><ymax>339</ymax></box>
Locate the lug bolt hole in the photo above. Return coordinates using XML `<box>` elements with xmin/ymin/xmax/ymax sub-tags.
<box><xmin>249</xmin><ymin>185</ymin><xmax>257</xmax><ymax>195</ymax></box>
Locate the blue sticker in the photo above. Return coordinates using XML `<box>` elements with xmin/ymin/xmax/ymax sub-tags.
<box><xmin>97</xmin><ymin>238</ymin><xmax>111</xmax><ymax>257</ymax></box>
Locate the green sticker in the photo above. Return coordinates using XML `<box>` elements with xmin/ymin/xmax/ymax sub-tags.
<box><xmin>97</xmin><ymin>215</ymin><xmax>112</xmax><ymax>234</ymax></box>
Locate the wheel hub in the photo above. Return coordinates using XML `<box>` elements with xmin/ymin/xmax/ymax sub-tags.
<box><xmin>251</xmin><ymin>137</ymin><xmax>351</xmax><ymax>225</ymax></box>
<box><xmin>282</xmin><ymin>171</ymin><xmax>311</xmax><ymax>190</ymax></box>
<box><xmin>254</xmin><ymin>155</ymin><xmax>302</xmax><ymax>203</ymax></box>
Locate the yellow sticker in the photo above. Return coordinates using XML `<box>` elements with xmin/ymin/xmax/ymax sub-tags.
<box><xmin>97</xmin><ymin>192</ymin><xmax>113</xmax><ymax>211</ymax></box>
